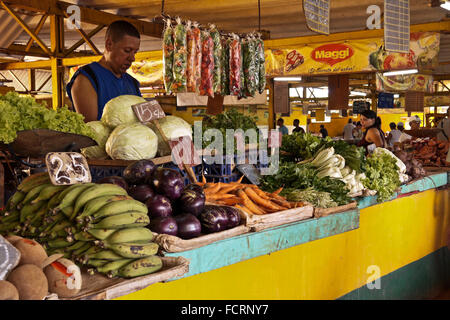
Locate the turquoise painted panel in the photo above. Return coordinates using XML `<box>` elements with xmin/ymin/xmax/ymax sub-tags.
<box><xmin>357</xmin><ymin>173</ymin><xmax>448</xmax><ymax>210</ymax></box>
<box><xmin>165</xmin><ymin>209</ymin><xmax>360</xmax><ymax>280</ymax></box>
<box><xmin>339</xmin><ymin>246</ymin><xmax>450</xmax><ymax>300</ymax></box>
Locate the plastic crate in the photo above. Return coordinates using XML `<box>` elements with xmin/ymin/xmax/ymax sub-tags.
<box><xmin>204</xmin><ymin>172</ymin><xmax>241</xmax><ymax>183</ymax></box>
<box><xmin>201</xmin><ymin>151</ymin><xmax>261</xmax><ymax>176</ymax></box>
<box><xmin>89</xmin><ymin>166</ymin><xmax>125</xmax><ymax>183</ymax></box>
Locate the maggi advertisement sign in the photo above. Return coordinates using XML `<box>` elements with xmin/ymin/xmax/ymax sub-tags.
<box><xmin>265</xmin><ymin>32</ymin><xmax>440</xmax><ymax>77</ymax></box>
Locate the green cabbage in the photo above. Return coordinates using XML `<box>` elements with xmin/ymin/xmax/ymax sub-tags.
<box><xmin>105</xmin><ymin>123</ymin><xmax>158</xmax><ymax>160</ymax></box>
<box><xmin>149</xmin><ymin>115</ymin><xmax>192</xmax><ymax>156</ymax></box>
<box><xmin>81</xmin><ymin>121</ymin><xmax>112</xmax><ymax>159</ymax></box>
<box><xmin>101</xmin><ymin>95</ymin><xmax>145</xmax><ymax>128</ymax></box>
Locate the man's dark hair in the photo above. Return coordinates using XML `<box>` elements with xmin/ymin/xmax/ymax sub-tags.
<box><xmin>293</xmin><ymin>119</ymin><xmax>300</xmax><ymax>125</ymax></box>
<box><xmin>348</xmin><ymin>118</ymin><xmax>353</xmax><ymax>123</ymax></box>
<box><xmin>389</xmin><ymin>122</ymin><xmax>396</xmax><ymax>130</ymax></box>
<box><xmin>277</xmin><ymin>118</ymin><xmax>284</xmax><ymax>124</ymax></box>
<box><xmin>320</xmin><ymin>125</ymin><xmax>324</xmax><ymax>128</ymax></box>
<box><xmin>106</xmin><ymin>20</ymin><xmax>140</xmax><ymax>42</ymax></box>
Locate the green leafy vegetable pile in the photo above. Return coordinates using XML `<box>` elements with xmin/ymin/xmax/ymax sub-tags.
<box><xmin>280</xmin><ymin>132</ymin><xmax>331</xmax><ymax>162</ymax></box>
<box><xmin>259</xmin><ymin>162</ymin><xmax>351</xmax><ymax>206</ymax></box>
<box><xmin>362</xmin><ymin>151</ymin><xmax>401</xmax><ymax>202</ymax></box>
<box><xmin>0</xmin><ymin>92</ymin><xmax>95</xmax><ymax>144</ymax></box>
<box><xmin>200</xmin><ymin>108</ymin><xmax>259</xmax><ymax>152</ymax></box>
<box><xmin>325</xmin><ymin>140</ymin><xmax>366</xmax><ymax>173</ymax></box>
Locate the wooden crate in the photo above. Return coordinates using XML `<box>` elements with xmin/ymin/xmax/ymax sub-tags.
<box><xmin>313</xmin><ymin>201</ymin><xmax>358</xmax><ymax>218</ymax></box>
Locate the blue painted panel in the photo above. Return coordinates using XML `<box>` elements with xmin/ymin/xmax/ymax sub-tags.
<box><xmin>165</xmin><ymin>209</ymin><xmax>360</xmax><ymax>280</ymax></box>
<box><xmin>357</xmin><ymin>173</ymin><xmax>448</xmax><ymax>210</ymax></box>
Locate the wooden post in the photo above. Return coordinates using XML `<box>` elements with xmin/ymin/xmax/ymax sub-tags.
<box><xmin>0</xmin><ymin>161</ymin><xmax>4</xmax><ymax>208</ymax></box>
<box><xmin>268</xmin><ymin>78</ymin><xmax>275</xmax><ymax>130</ymax></box>
<box><xmin>28</xmin><ymin>69</ymin><xmax>35</xmax><ymax>92</ymax></box>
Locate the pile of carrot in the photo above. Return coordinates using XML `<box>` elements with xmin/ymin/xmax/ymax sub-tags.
<box><xmin>197</xmin><ymin>175</ymin><xmax>306</xmax><ymax>215</ymax></box>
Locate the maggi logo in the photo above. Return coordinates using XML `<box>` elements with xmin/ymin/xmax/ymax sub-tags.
<box><xmin>311</xmin><ymin>44</ymin><xmax>354</xmax><ymax>66</ymax></box>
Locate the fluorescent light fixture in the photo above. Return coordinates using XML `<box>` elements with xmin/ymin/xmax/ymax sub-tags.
<box><xmin>441</xmin><ymin>1</ymin><xmax>450</xmax><ymax>10</ymax></box>
<box><xmin>350</xmin><ymin>91</ymin><xmax>367</xmax><ymax>96</ymax></box>
<box><xmin>394</xmin><ymin>94</ymin><xmax>400</xmax><ymax>98</ymax></box>
<box><xmin>274</xmin><ymin>77</ymin><xmax>302</xmax><ymax>81</ymax></box>
<box><xmin>383</xmin><ymin>69</ymin><xmax>418</xmax><ymax>77</ymax></box>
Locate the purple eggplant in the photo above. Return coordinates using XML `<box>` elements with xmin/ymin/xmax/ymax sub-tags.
<box><xmin>199</xmin><ymin>205</ymin><xmax>229</xmax><ymax>233</ymax></box>
<box><xmin>128</xmin><ymin>184</ymin><xmax>155</xmax><ymax>203</ymax></box>
<box><xmin>177</xmin><ymin>189</ymin><xmax>205</xmax><ymax>217</ymax></box>
<box><xmin>97</xmin><ymin>176</ymin><xmax>128</xmax><ymax>191</ymax></box>
<box><xmin>123</xmin><ymin>160</ymin><xmax>156</xmax><ymax>185</ymax></box>
<box><xmin>173</xmin><ymin>213</ymin><xmax>202</xmax><ymax>239</ymax></box>
<box><xmin>221</xmin><ymin>206</ymin><xmax>241</xmax><ymax>228</ymax></box>
<box><xmin>149</xmin><ymin>216</ymin><xmax>178</xmax><ymax>236</ymax></box>
<box><xmin>151</xmin><ymin>167</ymin><xmax>185</xmax><ymax>200</ymax></box>
<box><xmin>145</xmin><ymin>194</ymin><xmax>172</xmax><ymax>218</ymax></box>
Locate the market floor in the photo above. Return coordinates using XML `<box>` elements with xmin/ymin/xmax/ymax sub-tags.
<box><xmin>431</xmin><ymin>286</ymin><xmax>450</xmax><ymax>300</ymax></box>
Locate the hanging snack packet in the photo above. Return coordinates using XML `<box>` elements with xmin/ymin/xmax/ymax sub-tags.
<box><xmin>256</xmin><ymin>35</ymin><xmax>266</xmax><ymax>94</ymax></box>
<box><xmin>220</xmin><ymin>37</ymin><xmax>231</xmax><ymax>96</ymax></box>
<box><xmin>163</xmin><ymin>19</ymin><xmax>174</xmax><ymax>93</ymax></box>
<box><xmin>171</xmin><ymin>17</ymin><xmax>187</xmax><ymax>93</ymax></box>
<box><xmin>193</xmin><ymin>22</ymin><xmax>202</xmax><ymax>94</ymax></box>
<box><xmin>229</xmin><ymin>34</ymin><xmax>241</xmax><ymax>96</ymax></box>
<box><xmin>252</xmin><ymin>36</ymin><xmax>260</xmax><ymax>95</ymax></box>
<box><xmin>243</xmin><ymin>35</ymin><xmax>257</xmax><ymax>97</ymax></box>
<box><xmin>186</xmin><ymin>21</ymin><xmax>196</xmax><ymax>92</ymax></box>
<box><xmin>210</xmin><ymin>25</ymin><xmax>222</xmax><ymax>95</ymax></box>
<box><xmin>238</xmin><ymin>37</ymin><xmax>247</xmax><ymax>100</ymax></box>
<box><xmin>200</xmin><ymin>30</ymin><xmax>214</xmax><ymax>98</ymax></box>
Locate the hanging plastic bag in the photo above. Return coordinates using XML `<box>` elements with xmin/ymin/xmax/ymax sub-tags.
<box><xmin>238</xmin><ymin>37</ymin><xmax>247</xmax><ymax>99</ymax></box>
<box><xmin>256</xmin><ymin>35</ymin><xmax>266</xmax><ymax>94</ymax></box>
<box><xmin>229</xmin><ymin>34</ymin><xmax>241</xmax><ymax>96</ymax></box>
<box><xmin>243</xmin><ymin>35</ymin><xmax>257</xmax><ymax>97</ymax></box>
<box><xmin>210</xmin><ymin>25</ymin><xmax>222</xmax><ymax>95</ymax></box>
<box><xmin>200</xmin><ymin>30</ymin><xmax>214</xmax><ymax>98</ymax></box>
<box><xmin>193</xmin><ymin>22</ymin><xmax>202</xmax><ymax>94</ymax></box>
<box><xmin>162</xmin><ymin>19</ymin><xmax>174</xmax><ymax>93</ymax></box>
<box><xmin>186</xmin><ymin>21</ymin><xmax>196</xmax><ymax>92</ymax></box>
<box><xmin>171</xmin><ymin>17</ymin><xmax>187</xmax><ymax>93</ymax></box>
<box><xmin>220</xmin><ymin>37</ymin><xmax>231</xmax><ymax>96</ymax></box>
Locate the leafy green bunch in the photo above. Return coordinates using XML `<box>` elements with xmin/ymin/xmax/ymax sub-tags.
<box><xmin>260</xmin><ymin>161</ymin><xmax>351</xmax><ymax>206</ymax></box>
<box><xmin>0</xmin><ymin>92</ymin><xmax>95</xmax><ymax>144</ymax></box>
<box><xmin>280</xmin><ymin>132</ymin><xmax>332</xmax><ymax>162</ymax></box>
<box><xmin>362</xmin><ymin>151</ymin><xmax>401</xmax><ymax>202</ymax></box>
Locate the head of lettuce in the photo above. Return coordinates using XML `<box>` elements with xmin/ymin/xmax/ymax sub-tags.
<box><xmin>105</xmin><ymin>122</ymin><xmax>158</xmax><ymax>160</ymax></box>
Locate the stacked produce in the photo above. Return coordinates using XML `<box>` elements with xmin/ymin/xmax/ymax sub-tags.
<box><xmin>0</xmin><ymin>172</ymin><xmax>162</xmax><ymax>279</ymax></box>
<box><xmin>162</xmin><ymin>18</ymin><xmax>265</xmax><ymax>98</ymax></box>
<box><xmin>79</xmin><ymin>93</ymin><xmax>192</xmax><ymax>160</ymax></box>
<box><xmin>1</xmin><ymin>235</ymin><xmax>83</xmax><ymax>299</ymax></box>
<box><xmin>121</xmin><ymin>161</ymin><xmax>242</xmax><ymax>238</ymax></box>
<box><xmin>395</xmin><ymin>137</ymin><xmax>450</xmax><ymax>167</ymax></box>
<box><xmin>0</xmin><ymin>92</ymin><xmax>95</xmax><ymax>144</ymax></box>
<box><xmin>198</xmin><ymin>176</ymin><xmax>307</xmax><ymax>215</ymax></box>
<box><xmin>201</xmin><ymin>108</ymin><xmax>259</xmax><ymax>152</ymax></box>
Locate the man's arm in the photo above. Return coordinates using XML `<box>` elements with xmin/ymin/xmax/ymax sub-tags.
<box><xmin>70</xmin><ymin>73</ymin><xmax>99</xmax><ymax>122</ymax></box>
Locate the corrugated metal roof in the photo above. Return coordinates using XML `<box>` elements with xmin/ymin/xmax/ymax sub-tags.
<box><xmin>0</xmin><ymin>69</ymin><xmax>52</xmax><ymax>93</ymax></box>
<box><xmin>0</xmin><ymin>10</ymin><xmax>40</xmax><ymax>50</ymax></box>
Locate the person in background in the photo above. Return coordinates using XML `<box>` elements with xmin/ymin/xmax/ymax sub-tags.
<box><xmin>397</xmin><ymin>122</ymin><xmax>405</xmax><ymax>132</ymax></box>
<box><xmin>408</xmin><ymin>115</ymin><xmax>422</xmax><ymax>130</ymax></box>
<box><xmin>292</xmin><ymin>119</ymin><xmax>305</xmax><ymax>134</ymax></box>
<box><xmin>67</xmin><ymin>20</ymin><xmax>142</xmax><ymax>122</ymax></box>
<box><xmin>357</xmin><ymin>109</ymin><xmax>386</xmax><ymax>153</ymax></box>
<box><xmin>436</xmin><ymin>108</ymin><xmax>450</xmax><ymax>142</ymax></box>
<box><xmin>277</xmin><ymin>118</ymin><xmax>289</xmax><ymax>135</ymax></box>
<box><xmin>353</xmin><ymin>121</ymin><xmax>363</xmax><ymax>140</ymax></box>
<box><xmin>387</xmin><ymin>122</ymin><xmax>402</xmax><ymax>148</ymax></box>
<box><xmin>319</xmin><ymin>125</ymin><xmax>328</xmax><ymax>138</ymax></box>
<box><xmin>343</xmin><ymin>118</ymin><xmax>355</xmax><ymax>140</ymax></box>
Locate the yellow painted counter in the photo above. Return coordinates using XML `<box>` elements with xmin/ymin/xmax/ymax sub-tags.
<box><xmin>117</xmin><ymin>185</ymin><xmax>449</xmax><ymax>300</ymax></box>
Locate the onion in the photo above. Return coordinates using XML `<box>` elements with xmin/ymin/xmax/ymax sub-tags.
<box><xmin>173</xmin><ymin>213</ymin><xmax>202</xmax><ymax>239</ymax></box>
<box><xmin>145</xmin><ymin>194</ymin><xmax>172</xmax><ymax>218</ymax></box>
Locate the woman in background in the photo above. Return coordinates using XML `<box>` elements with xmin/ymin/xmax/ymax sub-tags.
<box><xmin>357</xmin><ymin>110</ymin><xmax>386</xmax><ymax>153</ymax></box>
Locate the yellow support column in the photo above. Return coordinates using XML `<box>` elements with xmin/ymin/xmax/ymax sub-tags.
<box><xmin>268</xmin><ymin>79</ymin><xmax>275</xmax><ymax>130</ymax></box>
<box><xmin>50</xmin><ymin>14</ymin><xmax>65</xmax><ymax>109</ymax></box>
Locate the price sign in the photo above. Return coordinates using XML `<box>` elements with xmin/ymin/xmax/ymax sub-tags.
<box><xmin>168</xmin><ymin>136</ymin><xmax>201</xmax><ymax>171</ymax></box>
<box><xmin>132</xmin><ymin>99</ymin><xmax>166</xmax><ymax>123</ymax></box>
<box><xmin>45</xmin><ymin>152</ymin><xmax>91</xmax><ymax>185</ymax></box>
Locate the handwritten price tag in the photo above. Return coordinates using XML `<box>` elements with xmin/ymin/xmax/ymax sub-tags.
<box><xmin>45</xmin><ymin>152</ymin><xmax>91</xmax><ymax>185</ymax></box>
<box><xmin>168</xmin><ymin>136</ymin><xmax>201</xmax><ymax>170</ymax></box>
<box><xmin>132</xmin><ymin>99</ymin><xmax>166</xmax><ymax>123</ymax></box>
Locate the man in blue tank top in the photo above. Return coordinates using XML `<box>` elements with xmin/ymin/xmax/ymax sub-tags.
<box><xmin>67</xmin><ymin>20</ymin><xmax>142</xmax><ymax>122</ymax></box>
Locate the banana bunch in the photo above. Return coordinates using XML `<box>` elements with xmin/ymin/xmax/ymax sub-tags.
<box><xmin>0</xmin><ymin>173</ymin><xmax>163</xmax><ymax>279</ymax></box>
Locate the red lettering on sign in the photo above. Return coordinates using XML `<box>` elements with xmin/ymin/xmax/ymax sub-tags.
<box><xmin>311</xmin><ymin>44</ymin><xmax>354</xmax><ymax>66</ymax></box>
